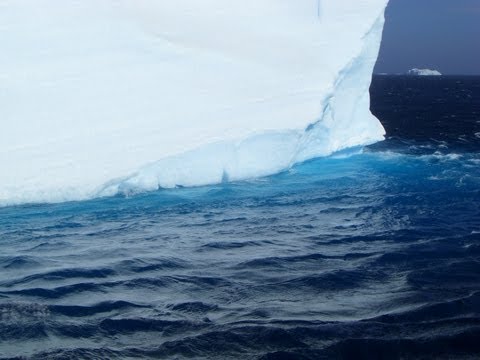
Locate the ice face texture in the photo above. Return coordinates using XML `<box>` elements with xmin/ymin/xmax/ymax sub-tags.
<box><xmin>0</xmin><ymin>0</ymin><xmax>389</xmax><ymax>205</ymax></box>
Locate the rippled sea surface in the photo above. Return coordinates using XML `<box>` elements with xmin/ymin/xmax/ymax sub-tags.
<box><xmin>1</xmin><ymin>76</ymin><xmax>480</xmax><ymax>359</ymax></box>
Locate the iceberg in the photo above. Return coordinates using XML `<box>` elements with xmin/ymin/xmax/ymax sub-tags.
<box><xmin>407</xmin><ymin>68</ymin><xmax>442</xmax><ymax>76</ymax></box>
<box><xmin>0</xmin><ymin>0</ymin><xmax>389</xmax><ymax>205</ymax></box>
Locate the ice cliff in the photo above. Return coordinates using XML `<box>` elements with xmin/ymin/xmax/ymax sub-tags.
<box><xmin>0</xmin><ymin>0</ymin><xmax>389</xmax><ymax>205</ymax></box>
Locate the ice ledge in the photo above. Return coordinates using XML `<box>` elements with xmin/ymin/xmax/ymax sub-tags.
<box><xmin>100</xmin><ymin>13</ymin><xmax>387</xmax><ymax>197</ymax></box>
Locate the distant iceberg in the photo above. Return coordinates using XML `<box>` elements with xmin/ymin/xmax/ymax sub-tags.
<box><xmin>0</xmin><ymin>0</ymin><xmax>389</xmax><ymax>205</ymax></box>
<box><xmin>407</xmin><ymin>68</ymin><xmax>442</xmax><ymax>76</ymax></box>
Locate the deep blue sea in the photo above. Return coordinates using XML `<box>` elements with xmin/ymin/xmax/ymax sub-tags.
<box><xmin>1</xmin><ymin>76</ymin><xmax>480</xmax><ymax>359</ymax></box>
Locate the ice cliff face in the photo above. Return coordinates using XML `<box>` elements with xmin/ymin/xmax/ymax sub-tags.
<box><xmin>0</xmin><ymin>0</ymin><xmax>389</xmax><ymax>205</ymax></box>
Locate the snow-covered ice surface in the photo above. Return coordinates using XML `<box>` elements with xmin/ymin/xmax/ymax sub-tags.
<box><xmin>0</xmin><ymin>0</ymin><xmax>388</xmax><ymax>206</ymax></box>
<box><xmin>408</xmin><ymin>68</ymin><xmax>442</xmax><ymax>76</ymax></box>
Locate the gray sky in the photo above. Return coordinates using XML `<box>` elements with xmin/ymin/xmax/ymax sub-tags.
<box><xmin>375</xmin><ymin>0</ymin><xmax>480</xmax><ymax>75</ymax></box>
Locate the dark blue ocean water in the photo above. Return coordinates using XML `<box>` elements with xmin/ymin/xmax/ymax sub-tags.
<box><xmin>1</xmin><ymin>76</ymin><xmax>480</xmax><ymax>359</ymax></box>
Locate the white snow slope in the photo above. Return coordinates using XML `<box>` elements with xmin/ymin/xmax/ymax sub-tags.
<box><xmin>0</xmin><ymin>0</ymin><xmax>389</xmax><ymax>205</ymax></box>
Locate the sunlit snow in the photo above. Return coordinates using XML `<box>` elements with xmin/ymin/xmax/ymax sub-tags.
<box><xmin>0</xmin><ymin>0</ymin><xmax>388</xmax><ymax>205</ymax></box>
